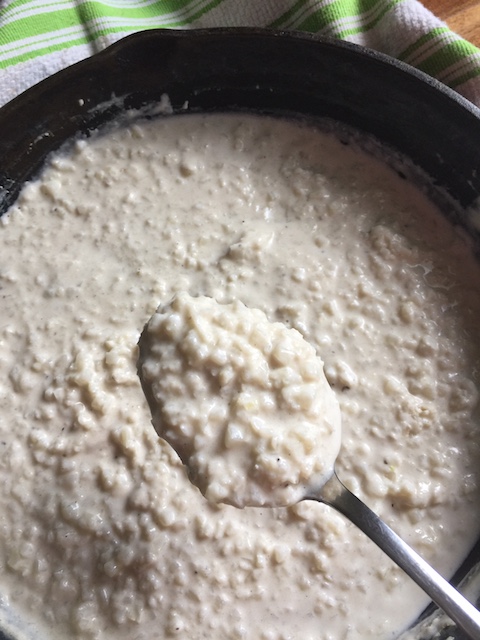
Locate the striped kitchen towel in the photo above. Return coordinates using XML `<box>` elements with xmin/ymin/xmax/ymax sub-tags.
<box><xmin>0</xmin><ymin>0</ymin><xmax>480</xmax><ymax>108</ymax></box>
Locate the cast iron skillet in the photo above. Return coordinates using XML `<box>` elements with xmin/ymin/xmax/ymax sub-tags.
<box><xmin>0</xmin><ymin>27</ymin><xmax>480</xmax><ymax>640</ymax></box>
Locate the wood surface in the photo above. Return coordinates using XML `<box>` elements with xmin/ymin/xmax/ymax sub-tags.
<box><xmin>422</xmin><ymin>0</ymin><xmax>480</xmax><ymax>47</ymax></box>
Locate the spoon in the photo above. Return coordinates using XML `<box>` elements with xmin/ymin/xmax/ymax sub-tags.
<box><xmin>138</xmin><ymin>293</ymin><xmax>480</xmax><ymax>640</ymax></box>
<box><xmin>306</xmin><ymin>471</ymin><xmax>480</xmax><ymax>640</ymax></box>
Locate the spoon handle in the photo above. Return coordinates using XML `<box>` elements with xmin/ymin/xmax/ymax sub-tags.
<box><xmin>307</xmin><ymin>473</ymin><xmax>480</xmax><ymax>640</ymax></box>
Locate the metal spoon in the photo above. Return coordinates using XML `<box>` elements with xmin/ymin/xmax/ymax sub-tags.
<box><xmin>138</xmin><ymin>294</ymin><xmax>480</xmax><ymax>638</ymax></box>
<box><xmin>305</xmin><ymin>470</ymin><xmax>480</xmax><ymax>640</ymax></box>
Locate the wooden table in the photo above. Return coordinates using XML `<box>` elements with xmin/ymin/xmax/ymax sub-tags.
<box><xmin>422</xmin><ymin>0</ymin><xmax>480</xmax><ymax>47</ymax></box>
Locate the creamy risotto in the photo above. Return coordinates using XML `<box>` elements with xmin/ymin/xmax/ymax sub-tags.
<box><xmin>138</xmin><ymin>292</ymin><xmax>341</xmax><ymax>508</ymax></box>
<box><xmin>0</xmin><ymin>113</ymin><xmax>480</xmax><ymax>640</ymax></box>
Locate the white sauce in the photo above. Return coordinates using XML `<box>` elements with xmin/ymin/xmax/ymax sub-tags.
<box><xmin>138</xmin><ymin>292</ymin><xmax>341</xmax><ymax>508</ymax></box>
<box><xmin>0</xmin><ymin>113</ymin><xmax>479</xmax><ymax>640</ymax></box>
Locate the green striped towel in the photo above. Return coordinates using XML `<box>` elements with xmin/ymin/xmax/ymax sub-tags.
<box><xmin>1</xmin><ymin>0</ymin><xmax>480</xmax><ymax>108</ymax></box>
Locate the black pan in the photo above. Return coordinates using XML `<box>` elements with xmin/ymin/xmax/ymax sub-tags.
<box><xmin>0</xmin><ymin>27</ymin><xmax>479</xmax><ymax>640</ymax></box>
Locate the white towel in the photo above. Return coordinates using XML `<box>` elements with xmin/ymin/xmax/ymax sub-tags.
<box><xmin>0</xmin><ymin>0</ymin><xmax>479</xmax><ymax>108</ymax></box>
